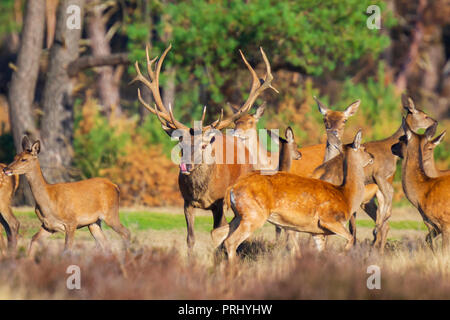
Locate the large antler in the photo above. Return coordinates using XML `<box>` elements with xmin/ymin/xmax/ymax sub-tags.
<box><xmin>205</xmin><ymin>47</ymin><xmax>278</xmax><ymax>131</ymax></box>
<box><xmin>132</xmin><ymin>45</ymin><xmax>277</xmax><ymax>133</ymax></box>
<box><xmin>131</xmin><ymin>44</ymin><xmax>189</xmax><ymax>132</ymax></box>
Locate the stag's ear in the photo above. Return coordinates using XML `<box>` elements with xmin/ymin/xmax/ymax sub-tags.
<box><xmin>254</xmin><ymin>104</ymin><xmax>266</xmax><ymax>120</ymax></box>
<box><xmin>22</xmin><ymin>136</ymin><xmax>31</xmax><ymax>151</ymax></box>
<box><xmin>31</xmin><ymin>141</ymin><xmax>41</xmax><ymax>156</ymax></box>
<box><xmin>328</xmin><ymin>131</ymin><xmax>342</xmax><ymax>152</ymax></box>
<box><xmin>431</xmin><ymin>131</ymin><xmax>446</xmax><ymax>147</ymax></box>
<box><xmin>314</xmin><ymin>96</ymin><xmax>329</xmax><ymax>116</ymax></box>
<box><xmin>343</xmin><ymin>100</ymin><xmax>360</xmax><ymax>118</ymax></box>
<box><xmin>402</xmin><ymin>94</ymin><xmax>418</xmax><ymax>114</ymax></box>
<box><xmin>425</xmin><ymin>122</ymin><xmax>438</xmax><ymax>140</ymax></box>
<box><xmin>352</xmin><ymin>130</ymin><xmax>363</xmax><ymax>150</ymax></box>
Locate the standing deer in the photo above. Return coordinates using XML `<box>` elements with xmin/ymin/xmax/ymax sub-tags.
<box><xmin>213</xmin><ymin>130</ymin><xmax>373</xmax><ymax>262</ymax></box>
<box><xmin>312</xmin><ymin>95</ymin><xmax>436</xmax><ymax>252</ymax></box>
<box><xmin>391</xmin><ymin>121</ymin><xmax>450</xmax><ymax>252</ymax></box>
<box><xmin>132</xmin><ymin>45</ymin><xmax>277</xmax><ymax>252</ymax></box>
<box><xmin>0</xmin><ymin>163</ymin><xmax>19</xmax><ymax>251</ymax></box>
<box><xmin>3</xmin><ymin>136</ymin><xmax>130</xmax><ymax>255</ymax></box>
<box><xmin>232</xmin><ymin>98</ymin><xmax>361</xmax><ymax>239</ymax></box>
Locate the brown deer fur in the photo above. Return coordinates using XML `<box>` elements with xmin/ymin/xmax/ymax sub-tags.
<box><xmin>0</xmin><ymin>163</ymin><xmax>19</xmax><ymax>251</ymax></box>
<box><xmin>133</xmin><ymin>45</ymin><xmax>277</xmax><ymax>252</ymax></box>
<box><xmin>213</xmin><ymin>130</ymin><xmax>373</xmax><ymax>261</ymax></box>
<box><xmin>312</xmin><ymin>96</ymin><xmax>436</xmax><ymax>252</ymax></box>
<box><xmin>392</xmin><ymin>122</ymin><xmax>450</xmax><ymax>252</ymax></box>
<box><xmin>3</xmin><ymin>136</ymin><xmax>130</xmax><ymax>255</ymax></box>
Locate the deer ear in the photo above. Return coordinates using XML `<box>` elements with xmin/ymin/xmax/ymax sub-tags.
<box><xmin>254</xmin><ymin>104</ymin><xmax>266</xmax><ymax>120</ymax></box>
<box><xmin>31</xmin><ymin>141</ymin><xmax>41</xmax><ymax>155</ymax></box>
<box><xmin>344</xmin><ymin>100</ymin><xmax>360</xmax><ymax>118</ymax></box>
<box><xmin>22</xmin><ymin>136</ymin><xmax>31</xmax><ymax>151</ymax></box>
<box><xmin>228</xmin><ymin>103</ymin><xmax>240</xmax><ymax>114</ymax></box>
<box><xmin>431</xmin><ymin>131</ymin><xmax>446</xmax><ymax>146</ymax></box>
<box><xmin>425</xmin><ymin>122</ymin><xmax>438</xmax><ymax>140</ymax></box>
<box><xmin>285</xmin><ymin>126</ymin><xmax>294</xmax><ymax>143</ymax></box>
<box><xmin>402</xmin><ymin>94</ymin><xmax>418</xmax><ymax>114</ymax></box>
<box><xmin>402</xmin><ymin>117</ymin><xmax>413</xmax><ymax>141</ymax></box>
<box><xmin>328</xmin><ymin>131</ymin><xmax>342</xmax><ymax>151</ymax></box>
<box><xmin>352</xmin><ymin>130</ymin><xmax>363</xmax><ymax>150</ymax></box>
<box><xmin>314</xmin><ymin>96</ymin><xmax>329</xmax><ymax>116</ymax></box>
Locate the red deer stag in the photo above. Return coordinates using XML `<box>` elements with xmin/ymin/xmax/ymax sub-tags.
<box><xmin>212</xmin><ymin>130</ymin><xmax>373</xmax><ymax>262</ymax></box>
<box><xmin>392</xmin><ymin>121</ymin><xmax>450</xmax><ymax>252</ymax></box>
<box><xmin>132</xmin><ymin>45</ymin><xmax>277</xmax><ymax>252</ymax></box>
<box><xmin>3</xmin><ymin>136</ymin><xmax>130</xmax><ymax>255</ymax></box>
<box><xmin>0</xmin><ymin>163</ymin><xmax>19</xmax><ymax>251</ymax></box>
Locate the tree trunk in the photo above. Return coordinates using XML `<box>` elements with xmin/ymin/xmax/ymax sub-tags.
<box><xmin>40</xmin><ymin>0</ymin><xmax>85</xmax><ymax>183</ymax></box>
<box><xmin>7</xmin><ymin>0</ymin><xmax>45</xmax><ymax>205</ymax></box>
<box><xmin>87</xmin><ymin>1</ymin><xmax>121</xmax><ymax>118</ymax></box>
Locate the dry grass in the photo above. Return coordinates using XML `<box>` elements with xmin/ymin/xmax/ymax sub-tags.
<box><xmin>0</xmin><ymin>210</ymin><xmax>449</xmax><ymax>300</ymax></box>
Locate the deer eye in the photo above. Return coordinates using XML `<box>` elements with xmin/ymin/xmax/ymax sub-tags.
<box><xmin>21</xmin><ymin>159</ymin><xmax>27</xmax><ymax>162</ymax></box>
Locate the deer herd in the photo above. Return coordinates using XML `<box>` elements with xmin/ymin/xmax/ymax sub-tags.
<box><xmin>0</xmin><ymin>45</ymin><xmax>448</xmax><ymax>263</ymax></box>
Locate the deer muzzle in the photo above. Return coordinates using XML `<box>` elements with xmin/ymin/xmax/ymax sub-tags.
<box><xmin>3</xmin><ymin>167</ymin><xmax>13</xmax><ymax>176</ymax></box>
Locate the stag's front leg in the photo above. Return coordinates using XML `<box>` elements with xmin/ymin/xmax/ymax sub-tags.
<box><xmin>184</xmin><ymin>202</ymin><xmax>196</xmax><ymax>253</ymax></box>
<box><xmin>212</xmin><ymin>199</ymin><xmax>227</xmax><ymax>229</ymax></box>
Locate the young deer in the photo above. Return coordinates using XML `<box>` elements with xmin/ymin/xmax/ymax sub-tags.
<box><xmin>213</xmin><ymin>130</ymin><xmax>373</xmax><ymax>262</ymax></box>
<box><xmin>3</xmin><ymin>136</ymin><xmax>130</xmax><ymax>255</ymax></box>
<box><xmin>0</xmin><ymin>164</ymin><xmax>19</xmax><ymax>251</ymax></box>
<box><xmin>391</xmin><ymin>121</ymin><xmax>450</xmax><ymax>252</ymax></box>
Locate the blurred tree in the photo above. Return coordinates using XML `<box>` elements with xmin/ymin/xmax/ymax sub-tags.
<box><xmin>40</xmin><ymin>0</ymin><xmax>85</xmax><ymax>183</ymax></box>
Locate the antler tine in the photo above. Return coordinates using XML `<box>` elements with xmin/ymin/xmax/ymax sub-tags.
<box><xmin>260</xmin><ymin>47</ymin><xmax>279</xmax><ymax>94</ymax></box>
<box><xmin>211</xmin><ymin>108</ymin><xmax>224</xmax><ymax>129</ymax></box>
<box><xmin>134</xmin><ymin>44</ymin><xmax>189</xmax><ymax>131</ymax></box>
<box><xmin>205</xmin><ymin>47</ymin><xmax>277</xmax><ymax>131</ymax></box>
<box><xmin>201</xmin><ymin>106</ymin><xmax>207</xmax><ymax>128</ymax></box>
<box><xmin>137</xmin><ymin>88</ymin><xmax>176</xmax><ymax>129</ymax></box>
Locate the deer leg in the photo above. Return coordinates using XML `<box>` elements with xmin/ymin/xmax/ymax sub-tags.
<box><xmin>424</xmin><ymin>221</ymin><xmax>440</xmax><ymax>251</ymax></box>
<box><xmin>319</xmin><ymin>220</ymin><xmax>354</xmax><ymax>251</ymax></box>
<box><xmin>88</xmin><ymin>221</ymin><xmax>110</xmax><ymax>252</ymax></box>
<box><xmin>103</xmin><ymin>214</ymin><xmax>131</xmax><ymax>248</ymax></box>
<box><xmin>348</xmin><ymin>212</ymin><xmax>357</xmax><ymax>245</ymax></box>
<box><xmin>312</xmin><ymin>234</ymin><xmax>326</xmax><ymax>252</ymax></box>
<box><xmin>28</xmin><ymin>227</ymin><xmax>52</xmax><ymax>257</ymax></box>
<box><xmin>0</xmin><ymin>204</ymin><xmax>20</xmax><ymax>250</ymax></box>
<box><xmin>441</xmin><ymin>229</ymin><xmax>450</xmax><ymax>253</ymax></box>
<box><xmin>285</xmin><ymin>230</ymin><xmax>301</xmax><ymax>257</ymax></box>
<box><xmin>212</xmin><ymin>199</ymin><xmax>227</xmax><ymax>229</ymax></box>
<box><xmin>275</xmin><ymin>226</ymin><xmax>282</xmax><ymax>241</ymax></box>
<box><xmin>373</xmin><ymin>178</ymin><xmax>392</xmax><ymax>250</ymax></box>
<box><xmin>224</xmin><ymin>217</ymin><xmax>263</xmax><ymax>263</ymax></box>
<box><xmin>184</xmin><ymin>202</ymin><xmax>196</xmax><ymax>252</ymax></box>
<box><xmin>63</xmin><ymin>225</ymin><xmax>76</xmax><ymax>254</ymax></box>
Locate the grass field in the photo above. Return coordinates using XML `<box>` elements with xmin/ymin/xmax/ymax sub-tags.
<box><xmin>0</xmin><ymin>206</ymin><xmax>449</xmax><ymax>299</ymax></box>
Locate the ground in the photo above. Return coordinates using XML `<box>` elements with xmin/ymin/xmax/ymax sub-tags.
<box><xmin>0</xmin><ymin>205</ymin><xmax>449</xmax><ymax>299</ymax></box>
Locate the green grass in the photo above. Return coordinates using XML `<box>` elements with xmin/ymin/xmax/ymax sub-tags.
<box><xmin>10</xmin><ymin>211</ymin><xmax>428</xmax><ymax>235</ymax></box>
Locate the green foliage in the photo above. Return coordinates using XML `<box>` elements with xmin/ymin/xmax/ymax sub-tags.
<box><xmin>0</xmin><ymin>0</ymin><xmax>20</xmax><ymax>37</ymax></box>
<box><xmin>73</xmin><ymin>107</ymin><xmax>130</xmax><ymax>179</ymax></box>
<box><xmin>337</xmin><ymin>62</ymin><xmax>401</xmax><ymax>141</ymax></box>
<box><xmin>136</xmin><ymin>115</ymin><xmax>178</xmax><ymax>156</ymax></box>
<box><xmin>126</xmin><ymin>0</ymin><xmax>396</xmax><ymax>123</ymax></box>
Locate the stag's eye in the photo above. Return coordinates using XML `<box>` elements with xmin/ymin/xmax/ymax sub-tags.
<box><xmin>21</xmin><ymin>159</ymin><xmax>27</xmax><ymax>162</ymax></box>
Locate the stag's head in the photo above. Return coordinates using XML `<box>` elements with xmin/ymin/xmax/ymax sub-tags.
<box><xmin>132</xmin><ymin>45</ymin><xmax>277</xmax><ymax>175</ymax></box>
<box><xmin>3</xmin><ymin>136</ymin><xmax>40</xmax><ymax>176</ymax></box>
<box><xmin>314</xmin><ymin>97</ymin><xmax>360</xmax><ymax>141</ymax></box>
